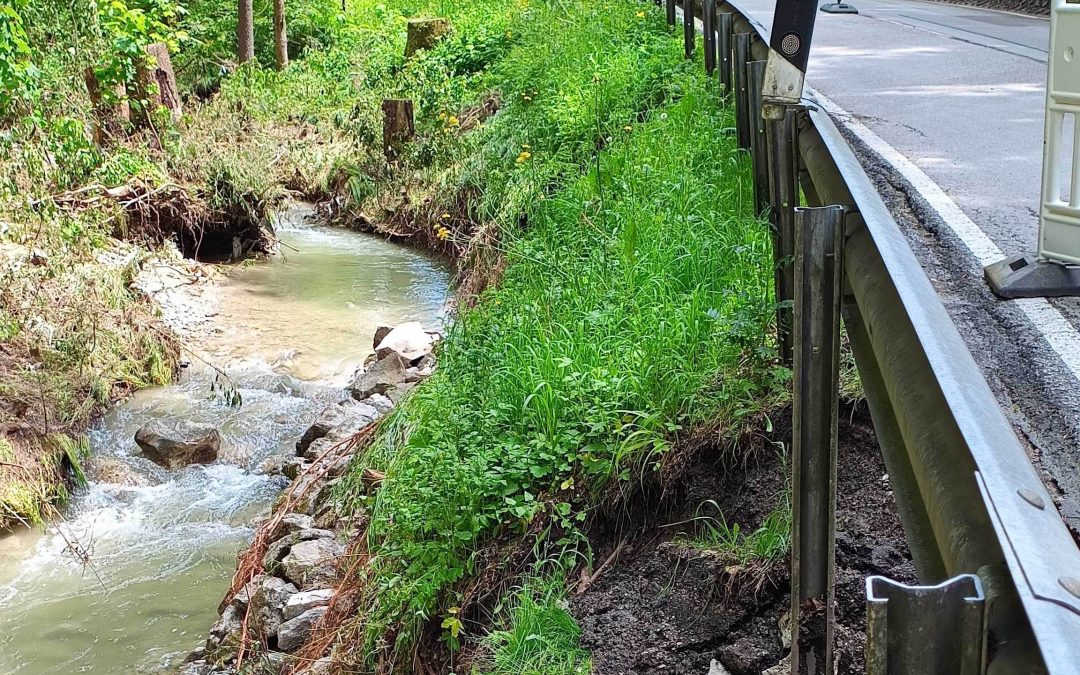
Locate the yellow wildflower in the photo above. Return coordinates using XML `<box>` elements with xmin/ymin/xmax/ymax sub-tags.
<box><xmin>636</xmin><ymin>10</ymin><xmax>645</xmax><ymax>17</ymax></box>
<box><xmin>441</xmin><ymin>212</ymin><xmax>451</xmax><ymax>220</ymax></box>
<box><xmin>516</xmin><ymin>151</ymin><xmax>532</xmax><ymax>164</ymax></box>
<box><xmin>623</xmin><ymin>125</ymin><xmax>633</xmax><ymax>132</ymax></box>
<box><xmin>437</xmin><ymin>227</ymin><xmax>451</xmax><ymax>240</ymax></box>
<box><xmin>448</xmin><ymin>115</ymin><xmax>460</xmax><ymax>126</ymax></box>
<box><xmin>438</xmin><ymin>111</ymin><xmax>447</xmax><ymax>120</ymax></box>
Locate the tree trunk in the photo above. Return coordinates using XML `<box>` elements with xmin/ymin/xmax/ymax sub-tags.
<box><xmin>133</xmin><ymin>43</ymin><xmax>182</xmax><ymax>127</ymax></box>
<box><xmin>405</xmin><ymin>18</ymin><xmax>450</xmax><ymax>58</ymax></box>
<box><xmin>84</xmin><ymin>67</ymin><xmax>130</xmax><ymax>144</ymax></box>
<box><xmin>382</xmin><ymin>99</ymin><xmax>415</xmax><ymax>162</ymax></box>
<box><xmin>238</xmin><ymin>0</ymin><xmax>255</xmax><ymax>64</ymax></box>
<box><xmin>273</xmin><ymin>0</ymin><xmax>288</xmax><ymax>70</ymax></box>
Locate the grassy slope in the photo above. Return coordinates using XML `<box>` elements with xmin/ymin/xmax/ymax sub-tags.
<box><xmin>296</xmin><ymin>0</ymin><xmax>787</xmax><ymax>670</ymax></box>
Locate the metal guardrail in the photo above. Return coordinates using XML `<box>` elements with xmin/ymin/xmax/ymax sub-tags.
<box><xmin>663</xmin><ymin>0</ymin><xmax>1080</xmax><ymax>672</ymax></box>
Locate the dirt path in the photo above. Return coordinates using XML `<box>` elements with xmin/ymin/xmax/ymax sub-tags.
<box><xmin>572</xmin><ymin>403</ymin><xmax>916</xmax><ymax>675</ymax></box>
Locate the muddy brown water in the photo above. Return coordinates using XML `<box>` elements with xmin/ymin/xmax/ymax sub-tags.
<box><xmin>0</xmin><ymin>214</ymin><xmax>451</xmax><ymax>674</ymax></box>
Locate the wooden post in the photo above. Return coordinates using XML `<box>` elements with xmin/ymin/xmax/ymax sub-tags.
<box><xmin>382</xmin><ymin>99</ymin><xmax>415</xmax><ymax>162</ymax></box>
<box><xmin>238</xmin><ymin>0</ymin><xmax>255</xmax><ymax>64</ymax></box>
<box><xmin>405</xmin><ymin>18</ymin><xmax>450</xmax><ymax>58</ymax></box>
<box><xmin>133</xmin><ymin>43</ymin><xmax>182</xmax><ymax>127</ymax></box>
<box><xmin>273</xmin><ymin>0</ymin><xmax>289</xmax><ymax>70</ymax></box>
<box><xmin>85</xmin><ymin>68</ymin><xmax>130</xmax><ymax>144</ymax></box>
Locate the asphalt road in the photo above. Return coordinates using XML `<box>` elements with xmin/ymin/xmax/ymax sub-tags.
<box><xmin>733</xmin><ymin>0</ymin><xmax>1080</xmax><ymax>530</ymax></box>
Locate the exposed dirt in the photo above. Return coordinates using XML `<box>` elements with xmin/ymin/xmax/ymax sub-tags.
<box><xmin>572</xmin><ymin>403</ymin><xmax>917</xmax><ymax>675</ymax></box>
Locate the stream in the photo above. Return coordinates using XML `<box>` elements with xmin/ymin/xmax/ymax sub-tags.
<box><xmin>0</xmin><ymin>212</ymin><xmax>451</xmax><ymax>674</ymax></box>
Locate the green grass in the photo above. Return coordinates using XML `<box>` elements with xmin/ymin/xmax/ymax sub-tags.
<box><xmin>475</xmin><ymin>577</ymin><xmax>591</xmax><ymax>675</ymax></box>
<box><xmin>683</xmin><ymin>498</ymin><xmax>791</xmax><ymax>568</ymax></box>
<box><xmin>5</xmin><ymin>0</ymin><xmax>789</xmax><ymax>660</ymax></box>
<box><xmin>321</xmin><ymin>0</ymin><xmax>785</xmax><ymax>667</ymax></box>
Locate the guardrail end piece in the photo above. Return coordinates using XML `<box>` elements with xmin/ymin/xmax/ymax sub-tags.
<box><xmin>866</xmin><ymin>574</ymin><xmax>986</xmax><ymax>675</ymax></box>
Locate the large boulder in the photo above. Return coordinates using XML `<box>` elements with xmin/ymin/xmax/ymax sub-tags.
<box><xmin>373</xmin><ymin>321</ymin><xmax>433</xmax><ymax>363</ymax></box>
<box><xmin>349</xmin><ymin>354</ymin><xmax>406</xmax><ymax>400</ymax></box>
<box><xmin>276</xmin><ymin>606</ymin><xmax>328</xmax><ymax>652</ymax></box>
<box><xmin>134</xmin><ymin>419</ymin><xmax>220</xmax><ymax>469</ymax></box>
<box><xmin>281</xmin><ymin>537</ymin><xmax>344</xmax><ymax>588</ymax></box>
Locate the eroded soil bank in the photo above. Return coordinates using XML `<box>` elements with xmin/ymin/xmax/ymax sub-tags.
<box><xmin>572</xmin><ymin>403</ymin><xmax>916</xmax><ymax>675</ymax></box>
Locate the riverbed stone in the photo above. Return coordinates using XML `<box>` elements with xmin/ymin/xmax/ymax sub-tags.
<box><xmin>374</xmin><ymin>321</ymin><xmax>433</xmax><ymax>363</ymax></box>
<box><xmin>263</xmin><ymin>528</ymin><xmax>334</xmax><ymax>576</ymax></box>
<box><xmin>276</xmin><ymin>605</ymin><xmax>328</xmax><ymax>652</ymax></box>
<box><xmin>386</xmin><ymin>382</ymin><xmax>416</xmax><ymax>405</ymax></box>
<box><xmin>233</xmin><ymin>574</ymin><xmax>298</xmax><ymax>639</ymax></box>
<box><xmin>372</xmin><ymin>324</ymin><xmax>394</xmax><ymax>350</ymax></box>
<box><xmin>366</xmin><ymin>392</ymin><xmax>395</xmax><ymax>414</ymax></box>
<box><xmin>284</xmin><ymin>588</ymin><xmax>335</xmax><ymax>620</ymax></box>
<box><xmin>265</xmin><ymin>511</ymin><xmax>316</xmax><ymax>542</ymax></box>
<box><xmin>134</xmin><ymin>419</ymin><xmax>220</xmax><ymax>469</ymax></box>
<box><xmin>281</xmin><ymin>537</ymin><xmax>343</xmax><ymax>588</ymax></box>
<box><xmin>350</xmin><ymin>353</ymin><xmax>407</xmax><ymax>400</ymax></box>
<box><xmin>296</xmin><ymin>402</ymin><xmax>377</xmax><ymax>455</ymax></box>
<box><xmin>85</xmin><ymin>457</ymin><xmax>161</xmax><ymax>487</ymax></box>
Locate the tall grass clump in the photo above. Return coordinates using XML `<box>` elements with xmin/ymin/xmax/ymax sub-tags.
<box><xmin>327</xmin><ymin>0</ymin><xmax>786</xmax><ymax>666</ymax></box>
<box><xmin>475</xmin><ymin>576</ymin><xmax>591</xmax><ymax>675</ymax></box>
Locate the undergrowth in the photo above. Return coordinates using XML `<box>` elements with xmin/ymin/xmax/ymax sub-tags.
<box><xmin>314</xmin><ymin>0</ymin><xmax>785</xmax><ymax>669</ymax></box>
<box><xmin>474</xmin><ymin>576</ymin><xmax>591</xmax><ymax>675</ymax></box>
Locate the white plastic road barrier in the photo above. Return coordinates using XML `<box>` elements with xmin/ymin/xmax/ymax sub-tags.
<box><xmin>1041</xmin><ymin>0</ymin><xmax>1080</xmax><ymax>263</ymax></box>
<box><xmin>986</xmin><ymin>0</ymin><xmax>1080</xmax><ymax>297</ymax></box>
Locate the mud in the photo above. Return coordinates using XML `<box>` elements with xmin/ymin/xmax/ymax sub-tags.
<box><xmin>572</xmin><ymin>403</ymin><xmax>917</xmax><ymax>675</ymax></box>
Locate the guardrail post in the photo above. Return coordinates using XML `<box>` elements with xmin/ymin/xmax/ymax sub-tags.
<box><xmin>666</xmin><ymin>0</ymin><xmax>676</xmax><ymax>26</ymax></box>
<box><xmin>766</xmin><ymin>106</ymin><xmax>798</xmax><ymax>366</ymax></box>
<box><xmin>734</xmin><ymin>32</ymin><xmax>751</xmax><ymax>149</ymax></box>
<box><xmin>719</xmin><ymin>13</ymin><xmax>733</xmax><ymax>96</ymax></box>
<box><xmin>791</xmin><ymin>205</ymin><xmax>843</xmax><ymax>675</ymax></box>
<box><xmin>748</xmin><ymin>60</ymin><xmax>769</xmax><ymax>216</ymax></box>
<box><xmin>703</xmin><ymin>0</ymin><xmax>717</xmax><ymax>75</ymax></box>
<box><xmin>683</xmin><ymin>0</ymin><xmax>695</xmax><ymax>59</ymax></box>
<box><xmin>866</xmin><ymin>575</ymin><xmax>986</xmax><ymax>675</ymax></box>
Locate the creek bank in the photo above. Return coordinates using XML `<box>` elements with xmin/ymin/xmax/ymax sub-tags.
<box><xmin>571</xmin><ymin>403</ymin><xmax>916</xmax><ymax>675</ymax></box>
<box><xmin>180</xmin><ymin>322</ymin><xmax>441</xmax><ymax>675</ymax></box>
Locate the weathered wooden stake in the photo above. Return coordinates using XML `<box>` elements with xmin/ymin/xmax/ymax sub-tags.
<box><xmin>134</xmin><ymin>43</ymin><xmax>182</xmax><ymax>126</ymax></box>
<box><xmin>84</xmin><ymin>67</ymin><xmax>130</xmax><ymax>144</ymax></box>
<box><xmin>382</xmin><ymin>99</ymin><xmax>415</xmax><ymax>162</ymax></box>
<box><xmin>405</xmin><ymin>18</ymin><xmax>450</xmax><ymax>58</ymax></box>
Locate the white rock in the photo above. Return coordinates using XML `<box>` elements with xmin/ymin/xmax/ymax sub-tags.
<box><xmin>284</xmin><ymin>588</ymin><xmax>335</xmax><ymax>620</ymax></box>
<box><xmin>374</xmin><ymin>321</ymin><xmax>433</xmax><ymax>362</ymax></box>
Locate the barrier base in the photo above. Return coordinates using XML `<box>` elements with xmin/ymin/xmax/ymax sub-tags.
<box><xmin>985</xmin><ymin>254</ymin><xmax>1080</xmax><ymax>298</ymax></box>
<box><xmin>820</xmin><ymin>2</ymin><xmax>859</xmax><ymax>13</ymax></box>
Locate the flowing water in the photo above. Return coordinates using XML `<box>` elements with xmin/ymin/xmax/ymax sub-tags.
<box><xmin>0</xmin><ymin>212</ymin><xmax>451</xmax><ymax>674</ymax></box>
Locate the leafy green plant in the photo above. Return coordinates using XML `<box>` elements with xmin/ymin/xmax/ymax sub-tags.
<box><xmin>0</xmin><ymin>0</ymin><xmax>38</xmax><ymax>119</ymax></box>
